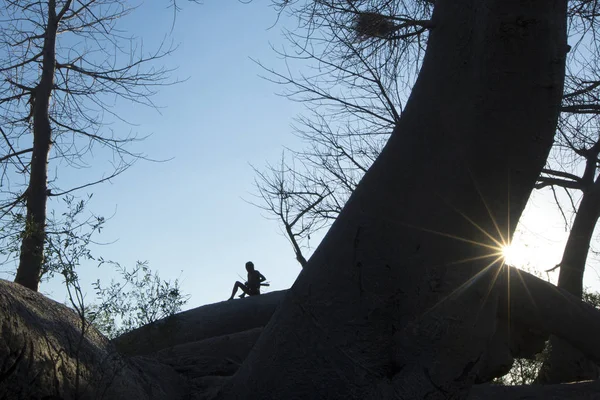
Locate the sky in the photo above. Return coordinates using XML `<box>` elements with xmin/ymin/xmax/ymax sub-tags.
<box><xmin>2</xmin><ymin>0</ymin><xmax>599</xmax><ymax>311</ymax></box>
<box><xmin>3</xmin><ymin>0</ymin><xmax>312</xmax><ymax>308</ymax></box>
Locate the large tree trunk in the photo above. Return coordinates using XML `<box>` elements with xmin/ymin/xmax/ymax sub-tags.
<box><xmin>14</xmin><ymin>1</ymin><xmax>61</xmax><ymax>291</ymax></box>
<box><xmin>537</xmin><ymin>176</ymin><xmax>600</xmax><ymax>383</ymax></box>
<box><xmin>220</xmin><ymin>0</ymin><xmax>568</xmax><ymax>398</ymax></box>
<box><xmin>113</xmin><ymin>290</ymin><xmax>286</xmax><ymax>356</ymax></box>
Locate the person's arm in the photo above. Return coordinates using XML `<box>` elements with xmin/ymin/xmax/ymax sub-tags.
<box><xmin>258</xmin><ymin>272</ymin><xmax>266</xmax><ymax>282</ymax></box>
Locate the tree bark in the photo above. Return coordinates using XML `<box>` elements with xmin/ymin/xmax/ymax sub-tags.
<box><xmin>498</xmin><ymin>267</ymin><xmax>600</xmax><ymax>364</ymax></box>
<box><xmin>220</xmin><ymin>0</ymin><xmax>568</xmax><ymax>398</ymax></box>
<box><xmin>14</xmin><ymin>1</ymin><xmax>61</xmax><ymax>291</ymax></box>
<box><xmin>113</xmin><ymin>290</ymin><xmax>285</xmax><ymax>356</ymax></box>
<box><xmin>537</xmin><ymin>177</ymin><xmax>600</xmax><ymax>383</ymax></box>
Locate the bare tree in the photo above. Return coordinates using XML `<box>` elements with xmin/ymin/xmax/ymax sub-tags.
<box><xmin>252</xmin><ymin>0</ymin><xmax>426</xmax><ymax>264</ymax></box>
<box><xmin>0</xmin><ymin>0</ymin><xmax>175</xmax><ymax>291</ymax></box>
<box><xmin>251</xmin><ymin>153</ymin><xmax>333</xmax><ymax>267</ymax></box>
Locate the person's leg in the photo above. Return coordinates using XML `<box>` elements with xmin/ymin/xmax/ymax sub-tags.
<box><xmin>228</xmin><ymin>281</ymin><xmax>244</xmax><ymax>300</ymax></box>
<box><xmin>238</xmin><ymin>283</ymin><xmax>252</xmax><ymax>298</ymax></box>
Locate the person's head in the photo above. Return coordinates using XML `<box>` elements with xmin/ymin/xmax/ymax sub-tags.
<box><xmin>245</xmin><ymin>261</ymin><xmax>255</xmax><ymax>272</ymax></box>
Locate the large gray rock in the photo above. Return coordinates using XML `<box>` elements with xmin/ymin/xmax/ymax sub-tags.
<box><xmin>0</xmin><ymin>279</ymin><xmax>188</xmax><ymax>400</ymax></box>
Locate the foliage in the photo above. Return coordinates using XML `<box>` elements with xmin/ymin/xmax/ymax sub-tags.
<box><xmin>44</xmin><ymin>194</ymin><xmax>105</xmax><ymax>280</ymax></box>
<box><xmin>89</xmin><ymin>260</ymin><xmax>190</xmax><ymax>339</ymax></box>
<box><xmin>24</xmin><ymin>193</ymin><xmax>189</xmax><ymax>339</ymax></box>
<box><xmin>494</xmin><ymin>350</ymin><xmax>547</xmax><ymax>386</ymax></box>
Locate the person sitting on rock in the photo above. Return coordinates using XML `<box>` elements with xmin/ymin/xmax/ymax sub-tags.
<box><xmin>228</xmin><ymin>261</ymin><xmax>267</xmax><ymax>300</ymax></box>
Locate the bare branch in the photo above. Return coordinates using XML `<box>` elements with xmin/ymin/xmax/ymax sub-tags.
<box><xmin>535</xmin><ymin>176</ymin><xmax>583</xmax><ymax>190</ymax></box>
<box><xmin>0</xmin><ymin>148</ymin><xmax>34</xmax><ymax>163</ymax></box>
<box><xmin>48</xmin><ymin>164</ymin><xmax>131</xmax><ymax>197</ymax></box>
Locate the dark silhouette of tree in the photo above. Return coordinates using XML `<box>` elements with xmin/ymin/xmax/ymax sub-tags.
<box><xmin>251</xmin><ymin>153</ymin><xmax>332</xmax><ymax>267</ymax></box>
<box><xmin>255</xmin><ymin>0</ymin><xmax>600</xmax><ymax>264</ymax></box>
<box><xmin>254</xmin><ymin>0</ymin><xmax>600</xmax><ymax>384</ymax></box>
<box><xmin>226</xmin><ymin>0</ymin><xmax>571</xmax><ymax>397</ymax></box>
<box><xmin>0</xmin><ymin>0</ymin><xmax>175</xmax><ymax>291</ymax></box>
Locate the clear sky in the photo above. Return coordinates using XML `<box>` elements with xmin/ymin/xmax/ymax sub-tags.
<box><xmin>26</xmin><ymin>0</ymin><xmax>312</xmax><ymax>308</ymax></box>
<box><xmin>2</xmin><ymin>1</ymin><xmax>599</xmax><ymax>310</ymax></box>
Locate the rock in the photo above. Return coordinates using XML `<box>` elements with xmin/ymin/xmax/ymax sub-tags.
<box><xmin>0</xmin><ymin>279</ymin><xmax>188</xmax><ymax>400</ymax></box>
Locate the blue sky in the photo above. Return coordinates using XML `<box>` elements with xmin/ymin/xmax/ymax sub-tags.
<box><xmin>32</xmin><ymin>0</ymin><xmax>312</xmax><ymax>307</ymax></box>
<box><xmin>2</xmin><ymin>1</ymin><xmax>599</xmax><ymax>310</ymax></box>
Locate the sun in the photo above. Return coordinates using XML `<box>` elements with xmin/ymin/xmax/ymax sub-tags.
<box><xmin>501</xmin><ymin>243</ymin><xmax>520</xmax><ymax>266</ymax></box>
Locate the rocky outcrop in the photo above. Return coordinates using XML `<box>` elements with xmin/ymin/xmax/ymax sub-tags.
<box><xmin>3</xmin><ymin>277</ymin><xmax>600</xmax><ymax>400</ymax></box>
<box><xmin>0</xmin><ymin>280</ymin><xmax>283</xmax><ymax>399</ymax></box>
<box><xmin>0</xmin><ymin>279</ymin><xmax>188</xmax><ymax>400</ymax></box>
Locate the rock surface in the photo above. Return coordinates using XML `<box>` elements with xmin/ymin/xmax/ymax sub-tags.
<box><xmin>3</xmin><ymin>279</ymin><xmax>600</xmax><ymax>400</ymax></box>
<box><xmin>0</xmin><ymin>279</ymin><xmax>188</xmax><ymax>400</ymax></box>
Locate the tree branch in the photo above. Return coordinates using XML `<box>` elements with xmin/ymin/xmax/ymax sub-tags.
<box><xmin>0</xmin><ymin>148</ymin><xmax>34</xmax><ymax>163</ymax></box>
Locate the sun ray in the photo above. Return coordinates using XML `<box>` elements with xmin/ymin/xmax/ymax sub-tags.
<box><xmin>481</xmin><ymin>259</ymin><xmax>507</xmax><ymax>306</ymax></box>
<box><xmin>388</xmin><ymin>170</ymin><xmax>538</xmax><ymax>334</ymax></box>
<box><xmin>422</xmin><ymin>256</ymin><xmax>506</xmax><ymax>317</ymax></box>
<box><xmin>506</xmin><ymin>173</ymin><xmax>511</xmax><ymax>256</ymax></box>
<box><xmin>432</xmin><ymin>192</ymin><xmax>506</xmax><ymax>250</ymax></box>
<box><xmin>466</xmin><ymin>167</ymin><xmax>509</xmax><ymax>247</ymax></box>
<box><xmin>399</xmin><ymin>222</ymin><xmax>501</xmax><ymax>252</ymax></box>
<box><xmin>506</xmin><ymin>265</ymin><xmax>511</xmax><ymax>334</ymax></box>
<box><xmin>444</xmin><ymin>252</ymin><xmax>504</xmax><ymax>267</ymax></box>
<box><xmin>473</xmin><ymin>261</ymin><xmax>508</xmax><ymax>322</ymax></box>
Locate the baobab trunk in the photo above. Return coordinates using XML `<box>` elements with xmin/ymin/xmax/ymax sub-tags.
<box><xmin>537</xmin><ymin>177</ymin><xmax>600</xmax><ymax>383</ymax></box>
<box><xmin>221</xmin><ymin>0</ymin><xmax>567</xmax><ymax>398</ymax></box>
<box><xmin>13</xmin><ymin>2</ymin><xmax>61</xmax><ymax>291</ymax></box>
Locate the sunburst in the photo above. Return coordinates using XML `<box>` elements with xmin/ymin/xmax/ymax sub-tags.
<box><xmin>403</xmin><ymin>171</ymin><xmax>522</xmax><ymax>317</ymax></box>
<box><xmin>501</xmin><ymin>243</ymin><xmax>519</xmax><ymax>266</ymax></box>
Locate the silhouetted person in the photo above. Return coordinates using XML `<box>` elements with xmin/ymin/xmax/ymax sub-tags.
<box><xmin>228</xmin><ymin>261</ymin><xmax>267</xmax><ymax>300</ymax></box>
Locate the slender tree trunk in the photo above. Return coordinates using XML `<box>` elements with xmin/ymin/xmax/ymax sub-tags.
<box><xmin>557</xmin><ymin>180</ymin><xmax>600</xmax><ymax>298</ymax></box>
<box><xmin>14</xmin><ymin>3</ymin><xmax>59</xmax><ymax>292</ymax></box>
<box><xmin>221</xmin><ymin>0</ymin><xmax>567</xmax><ymax>398</ymax></box>
<box><xmin>537</xmin><ymin>177</ymin><xmax>600</xmax><ymax>383</ymax></box>
<box><xmin>285</xmin><ymin>224</ymin><xmax>308</xmax><ymax>267</ymax></box>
